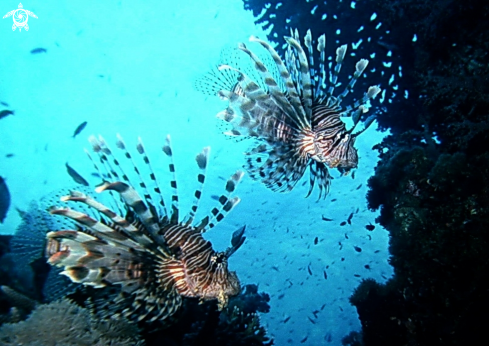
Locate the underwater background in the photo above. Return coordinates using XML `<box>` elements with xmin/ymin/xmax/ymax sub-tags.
<box><xmin>1</xmin><ymin>0</ymin><xmax>488</xmax><ymax>345</ymax></box>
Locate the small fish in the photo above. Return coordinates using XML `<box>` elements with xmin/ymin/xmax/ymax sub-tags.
<box><xmin>30</xmin><ymin>47</ymin><xmax>47</xmax><ymax>54</ymax></box>
<box><xmin>0</xmin><ymin>109</ymin><xmax>14</xmax><ymax>120</ymax></box>
<box><xmin>314</xmin><ymin>236</ymin><xmax>318</xmax><ymax>245</ymax></box>
<box><xmin>5</xmin><ymin>153</ymin><xmax>14</xmax><ymax>158</ymax></box>
<box><xmin>354</xmin><ymin>274</ymin><xmax>361</xmax><ymax>278</ymax></box>
<box><xmin>323</xmin><ymin>270</ymin><xmax>328</xmax><ymax>279</ymax></box>
<box><xmin>210</xmin><ymin>194</ymin><xmax>220</xmax><ymax>201</ymax></box>
<box><xmin>344</xmin><ymin>233</ymin><xmax>349</xmax><ymax>239</ymax></box>
<box><xmin>72</xmin><ymin>121</ymin><xmax>88</xmax><ymax>138</ymax></box>
<box><xmin>307</xmin><ymin>316</ymin><xmax>316</xmax><ymax>324</ymax></box>
<box><xmin>364</xmin><ymin>264</ymin><xmax>371</xmax><ymax>270</ymax></box>
<box><xmin>322</xmin><ymin>215</ymin><xmax>333</xmax><ymax>221</ymax></box>
<box><xmin>353</xmin><ymin>246</ymin><xmax>362</xmax><ymax>252</ymax></box>
<box><xmin>366</xmin><ymin>223</ymin><xmax>375</xmax><ymax>231</ymax></box>
<box><xmin>347</xmin><ymin>212</ymin><xmax>353</xmax><ymax>224</ymax></box>
<box><xmin>283</xmin><ymin>316</ymin><xmax>291</xmax><ymax>323</ymax></box>
<box><xmin>271</xmin><ymin>266</ymin><xmax>280</xmax><ymax>272</ymax></box>
<box><xmin>307</xmin><ymin>264</ymin><xmax>312</xmax><ymax>276</ymax></box>
<box><xmin>351</xmin><ymin>171</ymin><xmax>356</xmax><ymax>179</ymax></box>
<box><xmin>0</xmin><ymin>176</ymin><xmax>11</xmax><ymax>223</ymax></box>
<box><xmin>374</xmin><ymin>250</ymin><xmax>380</xmax><ymax>254</ymax></box>
<box><xmin>356</xmin><ymin>184</ymin><xmax>362</xmax><ymax>190</ymax></box>
<box><xmin>300</xmin><ymin>336</ymin><xmax>308</xmax><ymax>343</ymax></box>
<box><xmin>331</xmin><ymin>198</ymin><xmax>337</xmax><ymax>202</ymax></box>
<box><xmin>65</xmin><ymin>162</ymin><xmax>89</xmax><ymax>186</ymax></box>
<box><xmin>340</xmin><ymin>221</ymin><xmax>347</xmax><ymax>226</ymax></box>
<box><xmin>367</xmin><ymin>235</ymin><xmax>372</xmax><ymax>240</ymax></box>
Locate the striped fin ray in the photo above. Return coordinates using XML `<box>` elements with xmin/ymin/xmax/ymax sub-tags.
<box><xmin>197</xmin><ymin>170</ymin><xmax>244</xmax><ymax>233</ymax></box>
<box><xmin>238</xmin><ymin>42</ymin><xmax>306</xmax><ymax>131</ymax></box>
<box><xmin>86</xmin><ymin>265</ymin><xmax>182</xmax><ymax>323</ymax></box>
<box><xmin>306</xmin><ymin>161</ymin><xmax>332</xmax><ymax>200</ymax></box>
<box><xmin>162</xmin><ymin>135</ymin><xmax>179</xmax><ymax>224</ymax></box>
<box><xmin>60</xmin><ymin>190</ymin><xmax>156</xmax><ymax>249</ymax></box>
<box><xmin>304</xmin><ymin>29</ymin><xmax>316</xmax><ymax>91</ymax></box>
<box><xmin>95</xmin><ymin>181</ymin><xmax>165</xmax><ymax>248</ymax></box>
<box><xmin>337</xmin><ymin>59</ymin><xmax>370</xmax><ymax>103</ymax></box>
<box><xmin>115</xmin><ymin>134</ymin><xmax>162</xmax><ymax>223</ymax></box>
<box><xmin>48</xmin><ymin>207</ymin><xmax>147</xmax><ymax>252</ymax></box>
<box><xmin>88</xmin><ymin>135</ymin><xmax>126</xmax><ymax>184</ymax></box>
<box><xmin>84</xmin><ymin>147</ymin><xmax>126</xmax><ymax>217</ymax></box>
<box><xmin>327</xmin><ymin>44</ymin><xmax>348</xmax><ymax>98</ymax></box>
<box><xmin>315</xmin><ymin>34</ymin><xmax>327</xmax><ymax>100</ymax></box>
<box><xmin>45</xmin><ymin>229</ymin><xmax>150</xmax><ymax>291</ymax></box>
<box><xmin>245</xmin><ymin>142</ymin><xmax>309</xmax><ymax>193</ymax></box>
<box><xmin>249</xmin><ymin>36</ymin><xmax>308</xmax><ymax>126</ymax></box>
<box><xmin>135</xmin><ymin>137</ymin><xmax>169</xmax><ymax>221</ymax></box>
<box><xmin>217</xmin><ymin>66</ymin><xmax>302</xmax><ymax>139</ymax></box>
<box><xmin>183</xmin><ymin>147</ymin><xmax>209</xmax><ymax>226</ymax></box>
<box><xmin>284</xmin><ymin>35</ymin><xmax>314</xmax><ymax>120</ymax></box>
<box><xmin>346</xmin><ymin>85</ymin><xmax>382</xmax><ymax>113</ymax></box>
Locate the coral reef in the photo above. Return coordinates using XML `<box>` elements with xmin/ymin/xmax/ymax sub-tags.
<box><xmin>0</xmin><ymin>298</ymin><xmax>144</xmax><ymax>346</ymax></box>
<box><xmin>345</xmin><ymin>0</ymin><xmax>489</xmax><ymax>345</ymax></box>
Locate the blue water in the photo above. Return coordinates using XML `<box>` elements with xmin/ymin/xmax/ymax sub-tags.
<box><xmin>0</xmin><ymin>1</ymin><xmax>393</xmax><ymax>344</ymax></box>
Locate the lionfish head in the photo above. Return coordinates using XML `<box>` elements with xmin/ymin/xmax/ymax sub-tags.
<box><xmin>204</xmin><ymin>252</ymin><xmax>241</xmax><ymax>309</ymax></box>
<box><xmin>314</xmin><ymin>131</ymin><xmax>359</xmax><ymax>171</ymax></box>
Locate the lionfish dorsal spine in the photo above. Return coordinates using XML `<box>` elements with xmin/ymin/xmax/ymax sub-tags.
<box><xmin>249</xmin><ymin>36</ymin><xmax>308</xmax><ymax>126</ymax></box>
<box><xmin>183</xmin><ymin>146</ymin><xmax>209</xmax><ymax>226</ymax></box>
<box><xmin>238</xmin><ymin>41</ymin><xmax>306</xmax><ymax>131</ymax></box>
<box><xmin>304</xmin><ymin>29</ymin><xmax>316</xmax><ymax>90</ymax></box>
<box><xmin>162</xmin><ymin>135</ymin><xmax>179</xmax><ymax>224</ymax></box>
<box><xmin>284</xmin><ymin>35</ymin><xmax>313</xmax><ymax>119</ymax></box>
<box><xmin>327</xmin><ymin>44</ymin><xmax>348</xmax><ymax>98</ymax></box>
<box><xmin>135</xmin><ymin>136</ymin><xmax>169</xmax><ymax>221</ymax></box>
<box><xmin>200</xmin><ymin>170</ymin><xmax>244</xmax><ymax>233</ymax></box>
<box><xmin>315</xmin><ymin>34</ymin><xmax>326</xmax><ymax>100</ymax></box>
<box><xmin>95</xmin><ymin>181</ymin><xmax>163</xmax><ymax>243</ymax></box>
<box><xmin>115</xmin><ymin>134</ymin><xmax>163</xmax><ymax>221</ymax></box>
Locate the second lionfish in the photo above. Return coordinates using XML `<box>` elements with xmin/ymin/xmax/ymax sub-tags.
<box><xmin>197</xmin><ymin>29</ymin><xmax>381</xmax><ymax>198</ymax></box>
<box><xmin>42</xmin><ymin>135</ymin><xmax>246</xmax><ymax>324</ymax></box>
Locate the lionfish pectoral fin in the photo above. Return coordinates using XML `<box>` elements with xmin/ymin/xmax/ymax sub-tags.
<box><xmin>306</xmin><ymin>161</ymin><xmax>332</xmax><ymax>200</ymax></box>
<box><xmin>245</xmin><ymin>143</ymin><xmax>308</xmax><ymax>193</ymax></box>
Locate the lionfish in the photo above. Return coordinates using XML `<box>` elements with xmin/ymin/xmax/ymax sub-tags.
<box><xmin>197</xmin><ymin>29</ymin><xmax>381</xmax><ymax>198</ymax></box>
<box><xmin>36</xmin><ymin>135</ymin><xmax>246</xmax><ymax>324</ymax></box>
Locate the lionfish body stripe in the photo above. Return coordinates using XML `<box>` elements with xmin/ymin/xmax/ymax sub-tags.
<box><xmin>197</xmin><ymin>28</ymin><xmax>381</xmax><ymax>198</ymax></box>
<box><xmin>44</xmin><ymin>135</ymin><xmax>246</xmax><ymax>324</ymax></box>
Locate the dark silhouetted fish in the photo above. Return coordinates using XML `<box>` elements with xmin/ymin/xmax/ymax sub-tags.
<box><xmin>30</xmin><ymin>47</ymin><xmax>47</xmax><ymax>54</ymax></box>
<box><xmin>72</xmin><ymin>121</ymin><xmax>87</xmax><ymax>138</ymax></box>
<box><xmin>354</xmin><ymin>246</ymin><xmax>362</xmax><ymax>252</ymax></box>
<box><xmin>197</xmin><ymin>28</ymin><xmax>381</xmax><ymax>199</ymax></box>
<box><xmin>321</xmin><ymin>215</ymin><xmax>333</xmax><ymax>221</ymax></box>
<box><xmin>0</xmin><ymin>109</ymin><xmax>14</xmax><ymax>120</ymax></box>
<box><xmin>65</xmin><ymin>162</ymin><xmax>89</xmax><ymax>186</ymax></box>
<box><xmin>0</xmin><ymin>176</ymin><xmax>11</xmax><ymax>223</ymax></box>
<box><xmin>366</xmin><ymin>223</ymin><xmax>375</xmax><ymax>231</ymax></box>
